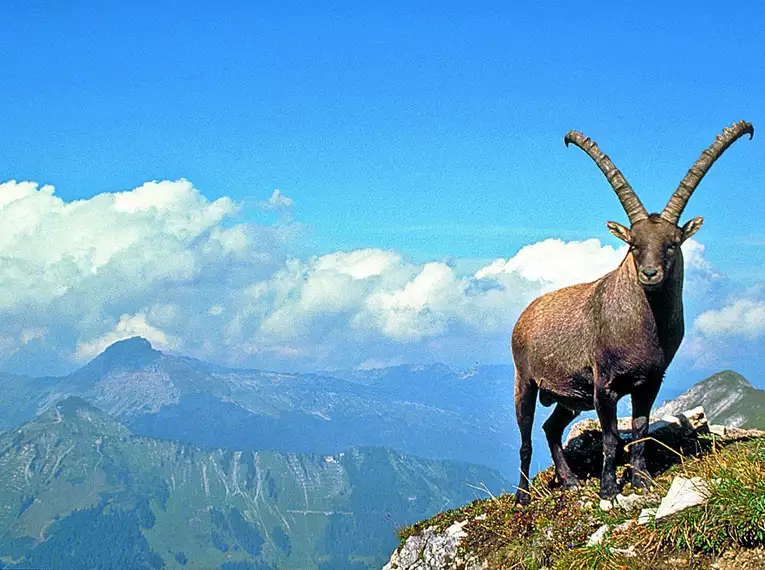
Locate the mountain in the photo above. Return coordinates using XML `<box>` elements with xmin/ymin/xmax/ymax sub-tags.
<box><xmin>0</xmin><ymin>337</ymin><xmax>522</xmax><ymax>477</ymax></box>
<box><xmin>383</xmin><ymin>410</ymin><xmax>765</xmax><ymax>570</ymax></box>
<box><xmin>0</xmin><ymin>397</ymin><xmax>509</xmax><ymax>569</ymax></box>
<box><xmin>653</xmin><ymin>370</ymin><xmax>765</xmax><ymax>429</ymax></box>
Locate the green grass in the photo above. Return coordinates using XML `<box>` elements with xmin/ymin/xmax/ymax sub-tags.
<box><xmin>0</xmin><ymin>399</ymin><xmax>510</xmax><ymax>569</ymax></box>
<box><xmin>397</xmin><ymin>436</ymin><xmax>765</xmax><ymax>570</ymax></box>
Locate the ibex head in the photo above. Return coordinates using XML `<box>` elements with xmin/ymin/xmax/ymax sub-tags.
<box><xmin>565</xmin><ymin>121</ymin><xmax>753</xmax><ymax>290</ymax></box>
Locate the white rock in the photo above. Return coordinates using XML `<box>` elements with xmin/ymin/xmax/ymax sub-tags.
<box><xmin>612</xmin><ymin>519</ymin><xmax>635</xmax><ymax>533</ymax></box>
<box><xmin>382</xmin><ymin>519</ymin><xmax>485</xmax><ymax>570</ymax></box>
<box><xmin>599</xmin><ymin>499</ymin><xmax>613</xmax><ymax>512</ymax></box>
<box><xmin>611</xmin><ymin>545</ymin><xmax>637</xmax><ymax>557</ymax></box>
<box><xmin>655</xmin><ymin>476</ymin><xmax>714</xmax><ymax>520</ymax></box>
<box><xmin>615</xmin><ymin>493</ymin><xmax>649</xmax><ymax>512</ymax></box>
<box><xmin>659</xmin><ymin>406</ymin><xmax>707</xmax><ymax>431</ymax></box>
<box><xmin>709</xmin><ymin>424</ymin><xmax>727</xmax><ymax>436</ymax></box>
<box><xmin>587</xmin><ymin>524</ymin><xmax>610</xmax><ymax>546</ymax></box>
<box><xmin>638</xmin><ymin>507</ymin><xmax>657</xmax><ymax>525</ymax></box>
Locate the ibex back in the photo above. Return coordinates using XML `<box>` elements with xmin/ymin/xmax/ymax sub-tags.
<box><xmin>512</xmin><ymin>121</ymin><xmax>753</xmax><ymax>504</ymax></box>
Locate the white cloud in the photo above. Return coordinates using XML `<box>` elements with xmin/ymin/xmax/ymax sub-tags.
<box><xmin>475</xmin><ymin>238</ymin><xmax>627</xmax><ymax>292</ymax></box>
<box><xmin>681</xmin><ymin>239</ymin><xmax>713</xmax><ymax>272</ymax></box>
<box><xmin>694</xmin><ymin>299</ymin><xmax>765</xmax><ymax>339</ymax></box>
<box><xmin>76</xmin><ymin>313</ymin><xmax>180</xmax><ymax>360</ymax></box>
<box><xmin>0</xmin><ymin>178</ymin><xmax>723</xmax><ymax>371</ymax></box>
<box><xmin>261</xmin><ymin>189</ymin><xmax>294</xmax><ymax>211</ymax></box>
<box><xmin>21</xmin><ymin>328</ymin><xmax>45</xmax><ymax>345</ymax></box>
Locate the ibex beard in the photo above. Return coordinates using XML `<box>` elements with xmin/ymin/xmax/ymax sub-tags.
<box><xmin>511</xmin><ymin>121</ymin><xmax>753</xmax><ymax>504</ymax></box>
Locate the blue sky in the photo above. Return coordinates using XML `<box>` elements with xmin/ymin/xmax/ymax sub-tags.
<box><xmin>0</xmin><ymin>2</ymin><xmax>763</xmax><ymax>390</ymax></box>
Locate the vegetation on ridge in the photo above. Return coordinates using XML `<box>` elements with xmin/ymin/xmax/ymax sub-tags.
<box><xmin>0</xmin><ymin>397</ymin><xmax>509</xmax><ymax>569</ymax></box>
<box><xmin>398</xmin><ymin>435</ymin><xmax>765</xmax><ymax>569</ymax></box>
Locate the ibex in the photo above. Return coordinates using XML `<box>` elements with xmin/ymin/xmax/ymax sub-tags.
<box><xmin>512</xmin><ymin>121</ymin><xmax>753</xmax><ymax>503</ymax></box>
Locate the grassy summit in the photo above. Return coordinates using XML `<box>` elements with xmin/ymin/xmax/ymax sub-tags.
<box><xmin>398</xmin><ymin>434</ymin><xmax>765</xmax><ymax>569</ymax></box>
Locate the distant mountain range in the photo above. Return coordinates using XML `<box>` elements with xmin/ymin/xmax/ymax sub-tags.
<box><xmin>653</xmin><ymin>370</ymin><xmax>765</xmax><ymax>429</ymax></box>
<box><xmin>0</xmin><ymin>396</ymin><xmax>507</xmax><ymax>569</ymax></box>
<box><xmin>0</xmin><ymin>337</ymin><xmax>521</xmax><ymax>477</ymax></box>
<box><xmin>1</xmin><ymin>338</ymin><xmax>760</xmax><ymax>568</ymax></box>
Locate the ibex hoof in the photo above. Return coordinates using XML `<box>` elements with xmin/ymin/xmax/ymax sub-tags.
<box><xmin>599</xmin><ymin>483</ymin><xmax>619</xmax><ymax>500</ymax></box>
<box><xmin>515</xmin><ymin>490</ymin><xmax>531</xmax><ymax>506</ymax></box>
<box><xmin>561</xmin><ymin>477</ymin><xmax>581</xmax><ymax>490</ymax></box>
<box><xmin>631</xmin><ymin>474</ymin><xmax>652</xmax><ymax>490</ymax></box>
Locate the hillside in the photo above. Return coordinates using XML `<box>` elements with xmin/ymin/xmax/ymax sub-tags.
<box><xmin>654</xmin><ymin>370</ymin><xmax>765</xmax><ymax>429</ymax></box>
<box><xmin>385</xmin><ymin>412</ymin><xmax>765</xmax><ymax>570</ymax></box>
<box><xmin>0</xmin><ymin>337</ymin><xmax>522</xmax><ymax>477</ymax></box>
<box><xmin>0</xmin><ymin>397</ymin><xmax>509</xmax><ymax>569</ymax></box>
<box><xmin>383</xmin><ymin>371</ymin><xmax>765</xmax><ymax>570</ymax></box>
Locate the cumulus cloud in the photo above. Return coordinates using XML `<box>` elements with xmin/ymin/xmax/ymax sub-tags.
<box><xmin>0</xmin><ymin>178</ymin><xmax>722</xmax><ymax>372</ymax></box>
<box><xmin>260</xmin><ymin>189</ymin><xmax>294</xmax><ymax>211</ymax></box>
<box><xmin>77</xmin><ymin>313</ymin><xmax>181</xmax><ymax>360</ymax></box>
<box><xmin>475</xmin><ymin>238</ymin><xmax>627</xmax><ymax>292</ymax></box>
<box><xmin>694</xmin><ymin>299</ymin><xmax>765</xmax><ymax>339</ymax></box>
<box><xmin>0</xmin><ymin>179</ymin><xmax>287</xmax><ymax>363</ymax></box>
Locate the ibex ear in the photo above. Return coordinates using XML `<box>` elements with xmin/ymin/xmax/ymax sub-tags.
<box><xmin>681</xmin><ymin>216</ymin><xmax>704</xmax><ymax>242</ymax></box>
<box><xmin>606</xmin><ymin>221</ymin><xmax>632</xmax><ymax>244</ymax></box>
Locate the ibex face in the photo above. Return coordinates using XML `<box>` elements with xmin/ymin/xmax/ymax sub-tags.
<box><xmin>606</xmin><ymin>214</ymin><xmax>703</xmax><ymax>290</ymax></box>
<box><xmin>564</xmin><ymin>120</ymin><xmax>753</xmax><ymax>290</ymax></box>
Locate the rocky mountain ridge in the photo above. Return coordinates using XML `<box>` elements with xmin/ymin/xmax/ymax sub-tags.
<box><xmin>0</xmin><ymin>396</ymin><xmax>509</xmax><ymax>569</ymax></box>
<box><xmin>383</xmin><ymin>371</ymin><xmax>765</xmax><ymax>570</ymax></box>
<box><xmin>384</xmin><ymin>407</ymin><xmax>765</xmax><ymax>570</ymax></box>
<box><xmin>653</xmin><ymin>370</ymin><xmax>765</xmax><ymax>429</ymax></box>
<box><xmin>0</xmin><ymin>337</ymin><xmax>522</xmax><ymax>477</ymax></box>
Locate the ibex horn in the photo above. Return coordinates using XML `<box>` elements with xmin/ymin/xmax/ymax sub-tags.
<box><xmin>565</xmin><ymin>130</ymin><xmax>648</xmax><ymax>224</ymax></box>
<box><xmin>662</xmin><ymin>121</ymin><xmax>754</xmax><ymax>225</ymax></box>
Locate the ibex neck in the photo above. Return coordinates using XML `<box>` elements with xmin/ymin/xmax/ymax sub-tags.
<box><xmin>615</xmin><ymin>250</ymin><xmax>685</xmax><ymax>363</ymax></box>
<box><xmin>644</xmin><ymin>253</ymin><xmax>685</xmax><ymax>362</ymax></box>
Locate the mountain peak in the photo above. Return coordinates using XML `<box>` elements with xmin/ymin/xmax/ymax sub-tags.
<box><xmin>71</xmin><ymin>337</ymin><xmax>163</xmax><ymax>384</ymax></box>
<box><xmin>97</xmin><ymin>336</ymin><xmax>161</xmax><ymax>365</ymax></box>
<box><xmin>55</xmin><ymin>395</ymin><xmax>103</xmax><ymax>417</ymax></box>
<box><xmin>699</xmin><ymin>370</ymin><xmax>753</xmax><ymax>390</ymax></box>
<box><xmin>104</xmin><ymin>336</ymin><xmax>155</xmax><ymax>354</ymax></box>
<box><xmin>654</xmin><ymin>370</ymin><xmax>762</xmax><ymax>429</ymax></box>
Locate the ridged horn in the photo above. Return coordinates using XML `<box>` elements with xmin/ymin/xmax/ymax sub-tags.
<box><xmin>662</xmin><ymin>121</ymin><xmax>754</xmax><ymax>225</ymax></box>
<box><xmin>564</xmin><ymin>130</ymin><xmax>648</xmax><ymax>224</ymax></box>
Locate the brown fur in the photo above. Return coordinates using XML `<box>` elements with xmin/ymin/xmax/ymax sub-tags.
<box><xmin>512</xmin><ymin>218</ymin><xmax>689</xmax><ymax>502</ymax></box>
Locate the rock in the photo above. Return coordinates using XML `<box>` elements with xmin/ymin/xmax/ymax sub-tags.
<box><xmin>599</xmin><ymin>499</ymin><xmax>613</xmax><ymax>512</ymax></box>
<box><xmin>712</xmin><ymin>548</ymin><xmax>765</xmax><ymax>570</ymax></box>
<box><xmin>611</xmin><ymin>545</ymin><xmax>637</xmax><ymax>557</ymax></box>
<box><xmin>656</xmin><ymin>406</ymin><xmax>708</xmax><ymax>432</ymax></box>
<box><xmin>638</xmin><ymin>507</ymin><xmax>657</xmax><ymax>525</ymax></box>
<box><xmin>655</xmin><ymin>476</ymin><xmax>714</xmax><ymax>520</ymax></box>
<box><xmin>383</xmin><ymin>519</ymin><xmax>487</xmax><ymax>570</ymax></box>
<box><xmin>586</xmin><ymin>524</ymin><xmax>610</xmax><ymax>546</ymax></box>
<box><xmin>612</xmin><ymin>519</ymin><xmax>636</xmax><ymax>534</ymax></box>
<box><xmin>565</xmin><ymin>418</ymin><xmax>603</xmax><ymax>445</ymax></box>
<box><xmin>615</xmin><ymin>493</ymin><xmax>649</xmax><ymax>512</ymax></box>
<box><xmin>562</xmin><ymin>407</ymin><xmax>714</xmax><ymax>482</ymax></box>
